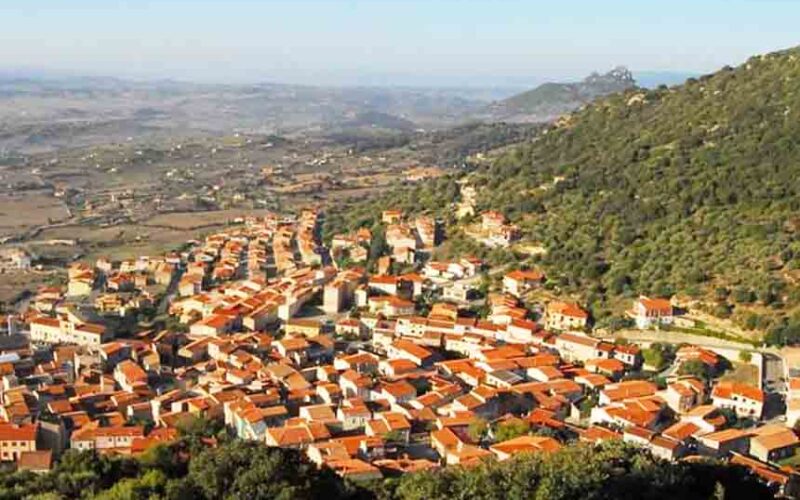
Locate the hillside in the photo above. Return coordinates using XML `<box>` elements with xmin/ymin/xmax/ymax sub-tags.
<box><xmin>487</xmin><ymin>67</ymin><xmax>636</xmax><ymax>122</ymax></box>
<box><xmin>325</xmin><ymin>46</ymin><xmax>800</xmax><ymax>342</ymax></box>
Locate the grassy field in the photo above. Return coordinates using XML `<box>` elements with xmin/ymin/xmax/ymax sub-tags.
<box><xmin>719</xmin><ymin>362</ymin><xmax>759</xmax><ymax>386</ymax></box>
<box><xmin>31</xmin><ymin>223</ymin><xmax>200</xmax><ymax>262</ymax></box>
<box><xmin>0</xmin><ymin>269</ymin><xmax>57</xmax><ymax>303</ymax></box>
<box><xmin>661</xmin><ymin>322</ymin><xmax>761</xmax><ymax>347</ymax></box>
<box><xmin>142</xmin><ymin>210</ymin><xmax>266</xmax><ymax>230</ymax></box>
<box><xmin>0</xmin><ymin>194</ymin><xmax>69</xmax><ymax>236</ymax></box>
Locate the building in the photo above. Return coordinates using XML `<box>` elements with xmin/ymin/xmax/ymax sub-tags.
<box><xmin>749</xmin><ymin>425</ymin><xmax>800</xmax><ymax>463</ymax></box>
<box><xmin>285</xmin><ymin>319</ymin><xmax>322</xmax><ymax>337</ymax></box>
<box><xmin>489</xmin><ymin>435</ymin><xmax>561</xmax><ymax>461</ymax></box>
<box><xmin>545</xmin><ymin>301</ymin><xmax>589</xmax><ymax>331</ymax></box>
<box><xmin>502</xmin><ymin>270</ymin><xmax>545</xmax><ymax>298</ymax></box>
<box><xmin>382</xmin><ymin>210</ymin><xmax>403</xmax><ymax>224</ymax></box>
<box><xmin>711</xmin><ymin>382</ymin><xmax>764</xmax><ymax>419</ymax></box>
<box><xmin>71</xmin><ymin>426</ymin><xmax>145</xmax><ymax>452</ymax></box>
<box><xmin>30</xmin><ymin>315</ymin><xmax>110</xmax><ymax>346</ymax></box>
<box><xmin>630</xmin><ymin>296</ymin><xmax>674</xmax><ymax>329</ymax></box>
<box><xmin>0</xmin><ymin>423</ymin><xmax>37</xmax><ymax>462</ymax></box>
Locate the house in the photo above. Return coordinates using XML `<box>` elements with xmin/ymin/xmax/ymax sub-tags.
<box><xmin>189</xmin><ymin>314</ymin><xmax>234</xmax><ymax>337</ymax></box>
<box><xmin>366</xmin><ymin>413</ymin><xmax>411</xmax><ymax>444</ymax></box>
<box><xmin>387</xmin><ymin>340</ymin><xmax>435</xmax><ymax>367</ymax></box>
<box><xmin>380</xmin><ymin>380</ymin><xmax>417</xmax><ymax>405</ymax></box>
<box><xmin>264</xmin><ymin>422</ymin><xmax>331</xmax><ymax>449</ymax></box>
<box><xmin>368</xmin><ymin>296</ymin><xmax>415</xmax><ymax>317</ymax></box>
<box><xmin>580</xmin><ymin>426</ymin><xmax>622</xmax><ymax>444</ymax></box>
<box><xmin>630</xmin><ymin>296</ymin><xmax>673</xmax><ymax>329</ymax></box>
<box><xmin>502</xmin><ymin>270</ymin><xmax>545</xmax><ymax>297</ymax></box>
<box><xmin>67</xmin><ymin>276</ymin><xmax>93</xmax><ymax>297</ymax></box>
<box><xmin>545</xmin><ymin>301</ymin><xmax>589</xmax><ymax>331</ymax></box>
<box><xmin>622</xmin><ymin>428</ymin><xmax>683</xmax><ymax>461</ymax></box>
<box><xmin>554</xmin><ymin>333</ymin><xmax>609</xmax><ymax>363</ymax></box>
<box><xmin>29</xmin><ymin>315</ymin><xmax>110</xmax><ymax>346</ymax></box>
<box><xmin>749</xmin><ymin>425</ymin><xmax>800</xmax><ymax>463</ymax></box>
<box><xmin>612</xmin><ymin>344</ymin><xmax>642</xmax><ymax>368</ymax></box>
<box><xmin>585</xmin><ymin>358</ymin><xmax>626</xmax><ymax>380</ymax></box>
<box><xmin>661</xmin><ymin>378</ymin><xmax>705</xmax><ymax>414</ymax></box>
<box><xmin>696</xmin><ymin>428</ymin><xmax>752</xmax><ymax>457</ymax></box>
<box><xmin>680</xmin><ymin>405</ymin><xmax>728</xmax><ymax>434</ymax></box>
<box><xmin>71</xmin><ymin>425</ymin><xmax>145</xmax><ymax>452</ymax></box>
<box><xmin>599</xmin><ymin>380</ymin><xmax>658</xmax><ymax>405</ymax></box>
<box><xmin>326</xmin><ymin>458</ymin><xmax>383</xmax><ymax>482</ymax></box>
<box><xmin>336</xmin><ymin>318</ymin><xmax>364</xmax><ymax>339</ymax></box>
<box><xmin>285</xmin><ymin>318</ymin><xmax>322</xmax><ymax>337</ymax></box>
<box><xmin>711</xmin><ymin>381</ymin><xmax>764</xmax><ymax>419</ymax></box>
<box><xmin>114</xmin><ymin>360</ymin><xmax>148</xmax><ymax>393</ymax></box>
<box><xmin>0</xmin><ymin>423</ymin><xmax>37</xmax><ymax>462</ymax></box>
<box><xmin>382</xmin><ymin>210</ymin><xmax>403</xmax><ymax>224</ymax></box>
<box><xmin>431</xmin><ymin>427</ymin><xmax>491</xmax><ymax>466</ymax></box>
<box><xmin>16</xmin><ymin>450</ymin><xmax>52</xmax><ymax>474</ymax></box>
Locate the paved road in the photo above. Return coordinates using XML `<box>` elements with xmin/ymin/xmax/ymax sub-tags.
<box><xmin>607</xmin><ymin>329</ymin><xmax>762</xmax><ymax>351</ymax></box>
<box><xmin>157</xmin><ymin>268</ymin><xmax>183</xmax><ymax>316</ymax></box>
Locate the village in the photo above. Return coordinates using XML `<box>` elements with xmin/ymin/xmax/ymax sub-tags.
<box><xmin>0</xmin><ymin>206</ymin><xmax>797</xmax><ymax>497</ymax></box>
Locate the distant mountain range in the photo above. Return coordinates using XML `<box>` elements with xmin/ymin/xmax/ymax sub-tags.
<box><xmin>0</xmin><ymin>67</ymin><xmax>696</xmax><ymax>154</ymax></box>
<box><xmin>483</xmin><ymin>66</ymin><xmax>637</xmax><ymax>122</ymax></box>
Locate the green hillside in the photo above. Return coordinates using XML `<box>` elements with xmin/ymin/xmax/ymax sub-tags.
<box><xmin>326</xmin><ymin>47</ymin><xmax>800</xmax><ymax>343</ymax></box>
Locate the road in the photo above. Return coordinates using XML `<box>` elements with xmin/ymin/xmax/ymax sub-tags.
<box><xmin>607</xmin><ymin>329</ymin><xmax>761</xmax><ymax>351</ymax></box>
<box><xmin>606</xmin><ymin>328</ymin><xmax>786</xmax><ymax>396</ymax></box>
<box><xmin>157</xmin><ymin>268</ymin><xmax>183</xmax><ymax>316</ymax></box>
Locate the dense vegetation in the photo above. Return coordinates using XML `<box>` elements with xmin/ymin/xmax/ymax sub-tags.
<box><xmin>325</xmin><ymin>46</ymin><xmax>800</xmax><ymax>342</ymax></box>
<box><xmin>325</xmin><ymin>122</ymin><xmax>542</xmax><ymax>165</ymax></box>
<box><xmin>0</xmin><ymin>439</ymin><xmax>773</xmax><ymax>499</ymax></box>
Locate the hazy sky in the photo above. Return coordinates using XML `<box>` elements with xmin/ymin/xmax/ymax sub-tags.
<box><xmin>2</xmin><ymin>0</ymin><xmax>799</xmax><ymax>86</ymax></box>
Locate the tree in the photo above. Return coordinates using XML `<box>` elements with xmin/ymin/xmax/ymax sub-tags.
<box><xmin>493</xmin><ymin>420</ymin><xmax>531</xmax><ymax>442</ymax></box>
<box><xmin>738</xmin><ymin>351</ymin><xmax>753</xmax><ymax>363</ymax></box>
<box><xmin>187</xmin><ymin>441</ymin><xmax>346</xmax><ymax>500</ymax></box>
<box><xmin>678</xmin><ymin>359</ymin><xmax>710</xmax><ymax>380</ymax></box>
<box><xmin>368</xmin><ymin>225</ymin><xmax>388</xmax><ymax>265</ymax></box>
<box><xmin>467</xmin><ymin>418</ymin><xmax>488</xmax><ymax>443</ymax></box>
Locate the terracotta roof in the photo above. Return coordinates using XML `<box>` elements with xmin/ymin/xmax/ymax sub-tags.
<box><xmin>547</xmin><ymin>301</ymin><xmax>589</xmax><ymax>319</ymax></box>
<box><xmin>602</xmin><ymin>380</ymin><xmax>658</xmax><ymax>402</ymax></box>
<box><xmin>17</xmin><ymin>450</ymin><xmax>52</xmax><ymax>471</ymax></box>
<box><xmin>505</xmin><ymin>269</ymin><xmax>544</xmax><ymax>282</ymax></box>
<box><xmin>0</xmin><ymin>423</ymin><xmax>36</xmax><ymax>441</ymax></box>
<box><xmin>751</xmin><ymin>425</ymin><xmax>800</xmax><ymax>451</ymax></box>
<box><xmin>490</xmin><ymin>435</ymin><xmax>561</xmax><ymax>457</ymax></box>
<box><xmin>712</xmin><ymin>381</ymin><xmax>764</xmax><ymax>403</ymax></box>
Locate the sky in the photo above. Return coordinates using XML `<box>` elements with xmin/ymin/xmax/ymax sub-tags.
<box><xmin>1</xmin><ymin>0</ymin><xmax>799</xmax><ymax>87</ymax></box>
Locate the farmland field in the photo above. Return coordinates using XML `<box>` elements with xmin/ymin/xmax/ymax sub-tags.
<box><xmin>0</xmin><ymin>193</ymin><xmax>70</xmax><ymax>237</ymax></box>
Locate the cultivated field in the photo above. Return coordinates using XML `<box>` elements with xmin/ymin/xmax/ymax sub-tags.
<box><xmin>0</xmin><ymin>194</ymin><xmax>69</xmax><ymax>237</ymax></box>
